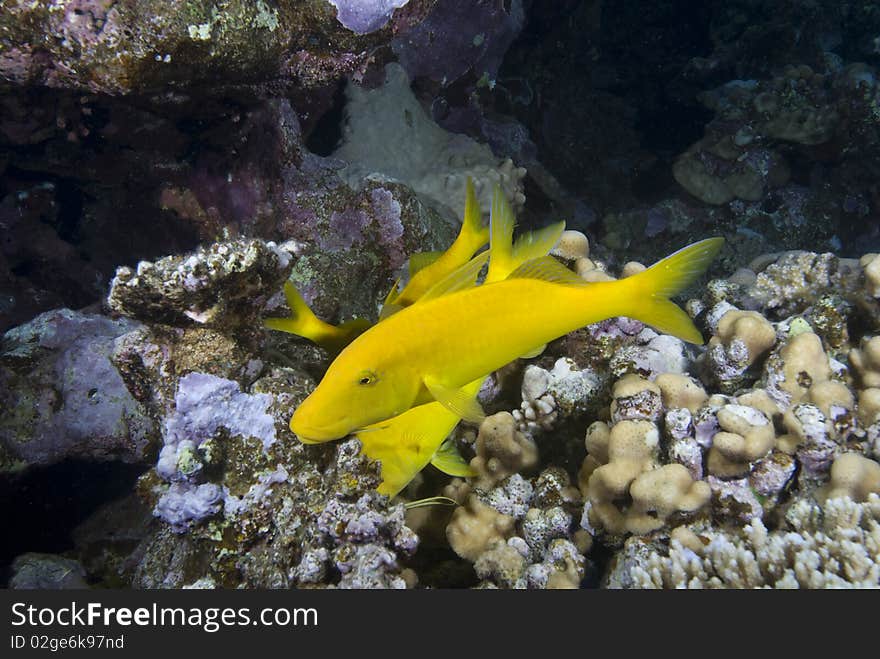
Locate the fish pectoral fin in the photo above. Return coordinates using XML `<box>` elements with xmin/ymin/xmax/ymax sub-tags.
<box><xmin>408</xmin><ymin>251</ymin><xmax>443</xmax><ymax>278</ymax></box>
<box><xmin>418</xmin><ymin>250</ymin><xmax>489</xmax><ymax>303</ymax></box>
<box><xmin>431</xmin><ymin>438</ymin><xmax>477</xmax><ymax>477</ymax></box>
<box><xmin>424</xmin><ymin>376</ymin><xmax>486</xmax><ymax>424</ymax></box>
<box><xmin>507</xmin><ymin>255</ymin><xmax>588</xmax><ymax>285</ymax></box>
<box><xmin>520</xmin><ymin>343</ymin><xmax>547</xmax><ymax>359</ymax></box>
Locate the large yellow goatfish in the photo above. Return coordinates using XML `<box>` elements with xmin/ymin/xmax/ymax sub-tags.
<box><xmin>291</xmin><ymin>235</ymin><xmax>724</xmax><ymax>443</ymax></box>
<box><xmin>354</xmin><ymin>188</ymin><xmax>565</xmax><ymax>496</ymax></box>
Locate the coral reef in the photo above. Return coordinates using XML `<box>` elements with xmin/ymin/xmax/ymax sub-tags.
<box><xmin>0</xmin><ymin>0</ymin><xmax>430</xmax><ymax>94</ymax></box>
<box><xmin>5</xmin><ymin>1</ymin><xmax>880</xmax><ymax>592</ymax></box>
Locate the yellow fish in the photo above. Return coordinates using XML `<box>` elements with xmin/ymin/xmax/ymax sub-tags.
<box><xmin>290</xmin><ymin>235</ymin><xmax>724</xmax><ymax>443</ymax></box>
<box><xmin>355</xmin><ymin>188</ymin><xmax>565</xmax><ymax>496</ymax></box>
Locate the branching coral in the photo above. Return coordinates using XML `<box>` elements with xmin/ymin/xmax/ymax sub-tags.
<box><xmin>611</xmin><ymin>495</ymin><xmax>880</xmax><ymax>588</ymax></box>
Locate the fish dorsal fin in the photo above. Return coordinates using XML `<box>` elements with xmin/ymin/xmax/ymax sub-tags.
<box><xmin>423</xmin><ymin>376</ymin><xmax>487</xmax><ymax>424</ymax></box>
<box><xmin>408</xmin><ymin>251</ymin><xmax>442</xmax><ymax>278</ymax></box>
<box><xmin>431</xmin><ymin>438</ymin><xmax>477</xmax><ymax>477</ymax></box>
<box><xmin>513</xmin><ymin>221</ymin><xmax>566</xmax><ymax>267</ymax></box>
<box><xmin>418</xmin><ymin>250</ymin><xmax>489</xmax><ymax>303</ymax></box>
<box><xmin>485</xmin><ymin>184</ymin><xmax>516</xmax><ymax>283</ymax></box>
<box><xmin>461</xmin><ymin>176</ymin><xmax>489</xmax><ymax>248</ymax></box>
<box><xmin>506</xmin><ymin>255</ymin><xmax>588</xmax><ymax>285</ymax></box>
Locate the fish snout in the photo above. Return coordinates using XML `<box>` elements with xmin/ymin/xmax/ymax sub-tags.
<box><xmin>289</xmin><ymin>399</ymin><xmax>348</xmax><ymax>443</ymax></box>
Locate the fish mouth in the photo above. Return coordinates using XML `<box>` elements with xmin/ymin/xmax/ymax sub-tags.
<box><xmin>289</xmin><ymin>397</ymin><xmax>345</xmax><ymax>443</ymax></box>
<box><xmin>289</xmin><ymin>416</ymin><xmax>347</xmax><ymax>444</ymax></box>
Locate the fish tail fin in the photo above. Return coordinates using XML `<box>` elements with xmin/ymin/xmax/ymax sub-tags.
<box><xmin>460</xmin><ymin>176</ymin><xmax>490</xmax><ymax>252</ymax></box>
<box><xmin>620</xmin><ymin>237</ymin><xmax>724</xmax><ymax>344</ymax></box>
<box><xmin>264</xmin><ymin>282</ymin><xmax>321</xmax><ymax>336</ymax></box>
<box><xmin>485</xmin><ymin>184</ymin><xmax>566</xmax><ymax>283</ymax></box>
<box><xmin>265</xmin><ymin>282</ymin><xmax>358</xmax><ymax>353</ymax></box>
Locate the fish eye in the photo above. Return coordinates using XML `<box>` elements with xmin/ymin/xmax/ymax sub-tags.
<box><xmin>357</xmin><ymin>371</ymin><xmax>378</xmax><ymax>386</ymax></box>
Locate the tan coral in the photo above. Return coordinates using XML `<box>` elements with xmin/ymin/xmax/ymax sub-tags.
<box><xmin>545</xmin><ymin>540</ymin><xmax>584</xmax><ymax>589</ymax></box>
<box><xmin>574</xmin><ymin>257</ymin><xmax>597</xmax><ymax>278</ymax></box>
<box><xmin>621</xmin><ymin>262</ymin><xmax>646</xmax><ymax>278</ymax></box>
<box><xmin>610</xmin><ymin>374</ymin><xmax>662</xmax><ymax>422</ymax></box>
<box><xmin>711</xmin><ymin>309</ymin><xmax>776</xmax><ymax>365</ymax></box>
<box><xmin>626</xmin><ymin>464</ymin><xmax>711</xmax><ymax>534</ymax></box>
<box><xmin>858</xmin><ymin>388</ymin><xmax>880</xmax><ymax>426</ymax></box>
<box><xmin>861</xmin><ymin>253</ymin><xmax>880</xmax><ymax>298</ymax></box>
<box><xmin>850</xmin><ymin>336</ymin><xmax>880</xmax><ymax>388</ymax></box>
<box><xmin>551</xmin><ymin>230</ymin><xmax>590</xmax><ymax>261</ymax></box>
<box><xmin>670</xmin><ymin>526</ymin><xmax>705</xmax><ymax>553</ymax></box>
<box><xmin>469</xmin><ymin>412</ymin><xmax>539</xmax><ymax>490</ymax></box>
<box><xmin>447</xmin><ymin>495</ymin><xmax>515</xmax><ymax>562</ymax></box>
<box><xmin>807</xmin><ymin>380</ymin><xmax>854</xmax><ymax>418</ymax></box>
<box><xmin>581</xmin><ymin>269</ymin><xmax>616</xmax><ymax>283</ymax></box>
<box><xmin>578</xmin><ymin>421</ymin><xmax>610</xmax><ymax>494</ymax></box>
<box><xmin>707</xmin><ymin>404</ymin><xmax>776</xmax><ymax>478</ymax></box>
<box><xmin>473</xmin><ymin>542</ymin><xmax>527</xmax><ymax>588</ymax></box>
<box><xmin>655</xmin><ymin>374</ymin><xmax>708</xmax><ymax>412</ymax></box>
<box><xmin>818</xmin><ymin>453</ymin><xmax>880</xmax><ymax>503</ymax></box>
<box><xmin>769</xmin><ymin>331</ymin><xmax>832</xmax><ymax>405</ymax></box>
<box><xmin>585</xmin><ymin>420</ymin><xmax>659</xmax><ymax>534</ymax></box>
<box><xmin>735</xmin><ymin>388</ymin><xmax>783</xmax><ymax>421</ymax></box>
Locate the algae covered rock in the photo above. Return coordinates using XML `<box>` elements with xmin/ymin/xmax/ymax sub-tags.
<box><xmin>0</xmin><ymin>308</ymin><xmax>156</xmax><ymax>472</ymax></box>
<box><xmin>0</xmin><ymin>0</ymin><xmax>431</xmax><ymax>95</ymax></box>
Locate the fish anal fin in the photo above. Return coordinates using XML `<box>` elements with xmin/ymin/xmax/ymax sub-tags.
<box><xmin>424</xmin><ymin>376</ymin><xmax>486</xmax><ymax>424</ymax></box>
<box><xmin>507</xmin><ymin>255</ymin><xmax>588</xmax><ymax>286</ymax></box>
<box><xmin>431</xmin><ymin>438</ymin><xmax>477</xmax><ymax>477</ymax></box>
